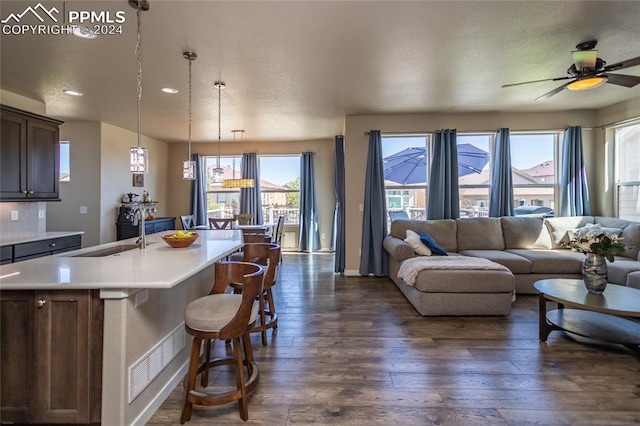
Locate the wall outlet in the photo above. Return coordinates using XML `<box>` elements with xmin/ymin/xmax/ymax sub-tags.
<box><xmin>11</xmin><ymin>210</ymin><xmax>18</xmax><ymax>221</ymax></box>
<box><xmin>80</xmin><ymin>206</ymin><xmax>88</xmax><ymax>214</ymax></box>
<box><xmin>359</xmin><ymin>203</ymin><xmax>364</xmax><ymax>212</ymax></box>
<box><xmin>321</xmin><ymin>233</ymin><xmax>326</xmax><ymax>240</ymax></box>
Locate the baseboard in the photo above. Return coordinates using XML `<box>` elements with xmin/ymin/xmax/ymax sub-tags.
<box><xmin>344</xmin><ymin>269</ymin><xmax>360</xmax><ymax>276</ymax></box>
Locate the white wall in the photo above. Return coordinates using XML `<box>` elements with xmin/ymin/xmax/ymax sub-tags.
<box><xmin>100</xmin><ymin>123</ymin><xmax>170</xmax><ymax>243</ymax></box>
<box><xmin>49</xmin><ymin>122</ymin><xmax>102</xmax><ymax>247</ymax></box>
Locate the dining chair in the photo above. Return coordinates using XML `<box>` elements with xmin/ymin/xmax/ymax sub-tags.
<box><xmin>272</xmin><ymin>215</ymin><xmax>285</xmax><ymax>245</ymax></box>
<box><xmin>208</xmin><ymin>218</ymin><xmax>233</xmax><ymax>229</ymax></box>
<box><xmin>181</xmin><ymin>261</ymin><xmax>265</xmax><ymax>423</ymax></box>
<box><xmin>235</xmin><ymin>213</ymin><xmax>253</xmax><ymax>225</ymax></box>
<box><xmin>180</xmin><ymin>215</ymin><xmax>194</xmax><ymax>230</ymax></box>
<box><xmin>230</xmin><ymin>243</ymin><xmax>281</xmax><ymax>346</ymax></box>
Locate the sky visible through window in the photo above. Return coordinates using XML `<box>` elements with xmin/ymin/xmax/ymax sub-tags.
<box><xmin>382</xmin><ymin>134</ymin><xmax>555</xmax><ymax>172</ymax></box>
<box><xmin>260</xmin><ymin>156</ymin><xmax>299</xmax><ymax>186</ymax></box>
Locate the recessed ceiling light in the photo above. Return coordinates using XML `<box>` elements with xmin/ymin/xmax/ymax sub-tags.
<box><xmin>72</xmin><ymin>26</ymin><xmax>97</xmax><ymax>39</ymax></box>
<box><xmin>162</xmin><ymin>87</ymin><xmax>179</xmax><ymax>94</ymax></box>
<box><xmin>63</xmin><ymin>90</ymin><xmax>83</xmax><ymax>96</ymax></box>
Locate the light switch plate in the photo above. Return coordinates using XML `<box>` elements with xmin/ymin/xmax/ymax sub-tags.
<box><xmin>11</xmin><ymin>210</ymin><xmax>18</xmax><ymax>221</ymax></box>
<box><xmin>80</xmin><ymin>206</ymin><xmax>88</xmax><ymax>214</ymax></box>
<box><xmin>38</xmin><ymin>210</ymin><xmax>45</xmax><ymax>219</ymax></box>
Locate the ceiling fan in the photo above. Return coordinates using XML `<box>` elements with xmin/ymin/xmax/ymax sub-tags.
<box><xmin>502</xmin><ymin>40</ymin><xmax>640</xmax><ymax>100</ymax></box>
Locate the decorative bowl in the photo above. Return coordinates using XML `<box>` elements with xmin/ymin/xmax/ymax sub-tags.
<box><xmin>161</xmin><ymin>232</ymin><xmax>199</xmax><ymax>248</ymax></box>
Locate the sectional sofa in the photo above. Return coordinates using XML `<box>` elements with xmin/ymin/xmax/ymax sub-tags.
<box><xmin>383</xmin><ymin>215</ymin><xmax>640</xmax><ymax>316</ymax></box>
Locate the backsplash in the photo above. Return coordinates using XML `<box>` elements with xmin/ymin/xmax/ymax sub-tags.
<box><xmin>0</xmin><ymin>202</ymin><xmax>46</xmax><ymax>237</ymax></box>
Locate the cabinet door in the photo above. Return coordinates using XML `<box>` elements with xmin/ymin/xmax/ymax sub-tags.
<box><xmin>0</xmin><ymin>291</ymin><xmax>37</xmax><ymax>423</ymax></box>
<box><xmin>27</xmin><ymin>119</ymin><xmax>60</xmax><ymax>200</ymax></box>
<box><xmin>0</xmin><ymin>111</ymin><xmax>27</xmax><ymax>198</ymax></box>
<box><xmin>36</xmin><ymin>291</ymin><xmax>90</xmax><ymax>423</ymax></box>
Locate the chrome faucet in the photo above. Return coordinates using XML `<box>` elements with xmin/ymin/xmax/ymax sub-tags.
<box><xmin>132</xmin><ymin>206</ymin><xmax>147</xmax><ymax>249</ymax></box>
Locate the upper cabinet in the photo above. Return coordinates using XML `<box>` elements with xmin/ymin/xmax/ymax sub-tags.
<box><xmin>1</xmin><ymin>105</ymin><xmax>63</xmax><ymax>201</ymax></box>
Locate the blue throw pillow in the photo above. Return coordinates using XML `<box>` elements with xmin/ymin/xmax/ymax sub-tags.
<box><xmin>419</xmin><ymin>231</ymin><xmax>448</xmax><ymax>256</ymax></box>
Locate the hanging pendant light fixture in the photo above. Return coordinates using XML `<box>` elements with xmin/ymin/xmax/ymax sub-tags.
<box><xmin>211</xmin><ymin>81</ymin><xmax>225</xmax><ymax>184</ymax></box>
<box><xmin>182</xmin><ymin>51</ymin><xmax>197</xmax><ymax>180</ymax></box>
<box><xmin>129</xmin><ymin>0</ymin><xmax>150</xmax><ymax>174</ymax></box>
<box><xmin>223</xmin><ymin>130</ymin><xmax>254</xmax><ymax>188</ymax></box>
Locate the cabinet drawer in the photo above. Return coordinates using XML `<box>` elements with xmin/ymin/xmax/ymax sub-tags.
<box><xmin>14</xmin><ymin>235</ymin><xmax>82</xmax><ymax>259</ymax></box>
<box><xmin>1</xmin><ymin>246</ymin><xmax>12</xmax><ymax>263</ymax></box>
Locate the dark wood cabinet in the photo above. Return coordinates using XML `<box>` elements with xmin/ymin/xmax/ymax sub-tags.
<box><xmin>13</xmin><ymin>235</ymin><xmax>82</xmax><ymax>262</ymax></box>
<box><xmin>116</xmin><ymin>217</ymin><xmax>176</xmax><ymax>241</ymax></box>
<box><xmin>1</xmin><ymin>235</ymin><xmax>82</xmax><ymax>264</ymax></box>
<box><xmin>1</xmin><ymin>105</ymin><xmax>63</xmax><ymax>201</ymax></box>
<box><xmin>0</xmin><ymin>290</ymin><xmax>103</xmax><ymax>424</ymax></box>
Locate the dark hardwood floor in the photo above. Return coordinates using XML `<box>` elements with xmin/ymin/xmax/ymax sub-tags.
<box><xmin>148</xmin><ymin>253</ymin><xmax>640</xmax><ymax>425</ymax></box>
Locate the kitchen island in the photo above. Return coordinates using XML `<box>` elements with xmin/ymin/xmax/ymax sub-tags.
<box><xmin>0</xmin><ymin>230</ymin><xmax>243</xmax><ymax>425</ymax></box>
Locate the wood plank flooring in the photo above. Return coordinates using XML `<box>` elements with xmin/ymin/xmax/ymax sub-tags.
<box><xmin>148</xmin><ymin>253</ymin><xmax>640</xmax><ymax>425</ymax></box>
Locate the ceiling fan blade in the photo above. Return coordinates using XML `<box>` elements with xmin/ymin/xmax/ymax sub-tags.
<box><xmin>502</xmin><ymin>76</ymin><xmax>570</xmax><ymax>88</ymax></box>
<box><xmin>535</xmin><ymin>82</ymin><xmax>570</xmax><ymax>101</ymax></box>
<box><xmin>604</xmin><ymin>73</ymin><xmax>640</xmax><ymax>88</ymax></box>
<box><xmin>573</xmin><ymin>50</ymin><xmax>598</xmax><ymax>71</ymax></box>
<box><xmin>604</xmin><ymin>56</ymin><xmax>640</xmax><ymax>72</ymax></box>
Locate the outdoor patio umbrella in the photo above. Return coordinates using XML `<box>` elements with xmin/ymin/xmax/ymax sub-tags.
<box><xmin>383</xmin><ymin>144</ymin><xmax>489</xmax><ymax>185</ymax></box>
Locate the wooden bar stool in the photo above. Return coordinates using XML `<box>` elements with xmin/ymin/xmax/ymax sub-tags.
<box><xmin>230</xmin><ymin>243</ymin><xmax>281</xmax><ymax>346</ymax></box>
<box><xmin>180</xmin><ymin>261</ymin><xmax>265</xmax><ymax>423</ymax></box>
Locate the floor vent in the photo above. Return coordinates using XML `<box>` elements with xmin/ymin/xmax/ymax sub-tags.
<box><xmin>128</xmin><ymin>323</ymin><xmax>185</xmax><ymax>403</ymax></box>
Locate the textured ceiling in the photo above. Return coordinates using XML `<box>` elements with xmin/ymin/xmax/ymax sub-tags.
<box><xmin>1</xmin><ymin>1</ymin><xmax>640</xmax><ymax>143</ymax></box>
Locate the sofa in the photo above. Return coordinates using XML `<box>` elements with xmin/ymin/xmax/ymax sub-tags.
<box><xmin>383</xmin><ymin>215</ymin><xmax>640</xmax><ymax>316</ymax></box>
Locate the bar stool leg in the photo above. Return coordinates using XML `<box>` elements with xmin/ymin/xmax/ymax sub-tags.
<box><xmin>201</xmin><ymin>338</ymin><xmax>211</xmax><ymax>387</ymax></box>
<box><xmin>181</xmin><ymin>337</ymin><xmax>202</xmax><ymax>424</ymax></box>
<box><xmin>232</xmin><ymin>337</ymin><xmax>249</xmax><ymax>421</ymax></box>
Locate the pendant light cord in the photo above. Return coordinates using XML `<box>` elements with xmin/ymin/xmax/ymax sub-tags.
<box><xmin>217</xmin><ymin>83</ymin><xmax>221</xmax><ymax>169</ymax></box>
<box><xmin>135</xmin><ymin>4</ymin><xmax>142</xmax><ymax>149</ymax></box>
<box><xmin>188</xmin><ymin>56</ymin><xmax>192</xmax><ymax>158</ymax></box>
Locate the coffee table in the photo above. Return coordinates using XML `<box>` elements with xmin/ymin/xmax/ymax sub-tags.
<box><xmin>534</xmin><ymin>278</ymin><xmax>640</xmax><ymax>358</ymax></box>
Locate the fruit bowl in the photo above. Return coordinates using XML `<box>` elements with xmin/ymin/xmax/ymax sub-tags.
<box><xmin>161</xmin><ymin>232</ymin><xmax>199</xmax><ymax>248</ymax></box>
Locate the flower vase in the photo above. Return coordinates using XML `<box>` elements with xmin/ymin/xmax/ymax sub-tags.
<box><xmin>582</xmin><ymin>253</ymin><xmax>608</xmax><ymax>294</ymax></box>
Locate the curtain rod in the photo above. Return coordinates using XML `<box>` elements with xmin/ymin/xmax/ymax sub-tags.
<box><xmin>363</xmin><ymin>128</ymin><xmax>599</xmax><ymax>136</ymax></box>
<box><xmin>595</xmin><ymin>115</ymin><xmax>640</xmax><ymax>129</ymax></box>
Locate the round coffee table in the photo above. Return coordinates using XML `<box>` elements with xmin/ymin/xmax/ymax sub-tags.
<box><xmin>534</xmin><ymin>279</ymin><xmax>640</xmax><ymax>358</ymax></box>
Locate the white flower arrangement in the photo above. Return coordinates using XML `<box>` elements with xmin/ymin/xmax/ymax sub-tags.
<box><xmin>564</xmin><ymin>233</ymin><xmax>625</xmax><ymax>262</ymax></box>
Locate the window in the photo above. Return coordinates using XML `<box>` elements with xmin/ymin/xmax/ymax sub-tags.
<box><xmin>510</xmin><ymin>133</ymin><xmax>558</xmax><ymax>216</ymax></box>
<box><xmin>458</xmin><ymin>134</ymin><xmax>491</xmax><ymax>217</ymax></box>
<box><xmin>615</xmin><ymin>122</ymin><xmax>640</xmax><ymax>221</ymax></box>
<box><xmin>204</xmin><ymin>156</ymin><xmax>240</xmax><ymax>219</ymax></box>
<box><xmin>383</xmin><ymin>135</ymin><xmax>429</xmax><ymax>226</ymax></box>
<box><xmin>457</xmin><ymin>132</ymin><xmax>558</xmax><ymax>217</ymax></box>
<box><xmin>59</xmin><ymin>141</ymin><xmax>70</xmax><ymax>181</ymax></box>
<box><xmin>259</xmin><ymin>156</ymin><xmax>300</xmax><ymax>225</ymax></box>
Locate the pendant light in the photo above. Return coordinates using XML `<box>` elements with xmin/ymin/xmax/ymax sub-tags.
<box><xmin>211</xmin><ymin>81</ymin><xmax>225</xmax><ymax>184</ymax></box>
<box><xmin>182</xmin><ymin>51</ymin><xmax>197</xmax><ymax>180</ymax></box>
<box><xmin>222</xmin><ymin>130</ymin><xmax>254</xmax><ymax>188</ymax></box>
<box><xmin>129</xmin><ymin>0</ymin><xmax>149</xmax><ymax>174</ymax></box>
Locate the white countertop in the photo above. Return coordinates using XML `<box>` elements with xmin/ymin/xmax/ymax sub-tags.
<box><xmin>0</xmin><ymin>230</ymin><xmax>243</xmax><ymax>297</ymax></box>
<box><xmin>0</xmin><ymin>231</ymin><xmax>85</xmax><ymax>246</ymax></box>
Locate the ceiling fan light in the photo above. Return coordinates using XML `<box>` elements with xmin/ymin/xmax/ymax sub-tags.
<box><xmin>567</xmin><ymin>76</ymin><xmax>608</xmax><ymax>91</ymax></box>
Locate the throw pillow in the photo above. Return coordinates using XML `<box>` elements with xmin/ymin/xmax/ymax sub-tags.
<box><xmin>404</xmin><ymin>230</ymin><xmax>432</xmax><ymax>256</ymax></box>
<box><xmin>419</xmin><ymin>231</ymin><xmax>448</xmax><ymax>256</ymax></box>
<box><xmin>573</xmin><ymin>223</ymin><xmax>623</xmax><ymax>239</ymax></box>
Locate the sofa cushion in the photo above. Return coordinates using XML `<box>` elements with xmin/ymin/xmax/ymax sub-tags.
<box><xmin>606</xmin><ymin>257</ymin><xmax>640</xmax><ymax>286</ymax></box>
<box><xmin>544</xmin><ymin>216</ymin><xmax>594</xmax><ymax>249</ymax></box>
<box><xmin>595</xmin><ymin>216</ymin><xmax>640</xmax><ymax>260</ymax></box>
<box><xmin>458</xmin><ymin>249</ymin><xmax>533</xmax><ymax>274</ymax></box>
<box><xmin>501</xmin><ymin>216</ymin><xmax>549</xmax><ymax>249</ymax></box>
<box><xmin>625</xmin><ymin>271</ymin><xmax>640</xmax><ymax>289</ymax></box>
<box><xmin>456</xmin><ymin>218</ymin><xmax>505</xmax><ymax>251</ymax></box>
<box><xmin>404</xmin><ymin>230</ymin><xmax>432</xmax><ymax>256</ymax></box>
<box><xmin>390</xmin><ymin>219</ymin><xmax>457</xmax><ymax>252</ymax></box>
<box><xmin>383</xmin><ymin>236</ymin><xmax>415</xmax><ymax>262</ymax></box>
<box><xmin>411</xmin><ymin>268</ymin><xmax>514</xmax><ymax>293</ymax></box>
<box><xmin>506</xmin><ymin>249</ymin><xmax>583</xmax><ymax>274</ymax></box>
<box><xmin>419</xmin><ymin>231</ymin><xmax>447</xmax><ymax>256</ymax></box>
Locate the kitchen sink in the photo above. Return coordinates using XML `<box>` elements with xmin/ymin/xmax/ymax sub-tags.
<box><xmin>71</xmin><ymin>244</ymin><xmax>141</xmax><ymax>257</ymax></box>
